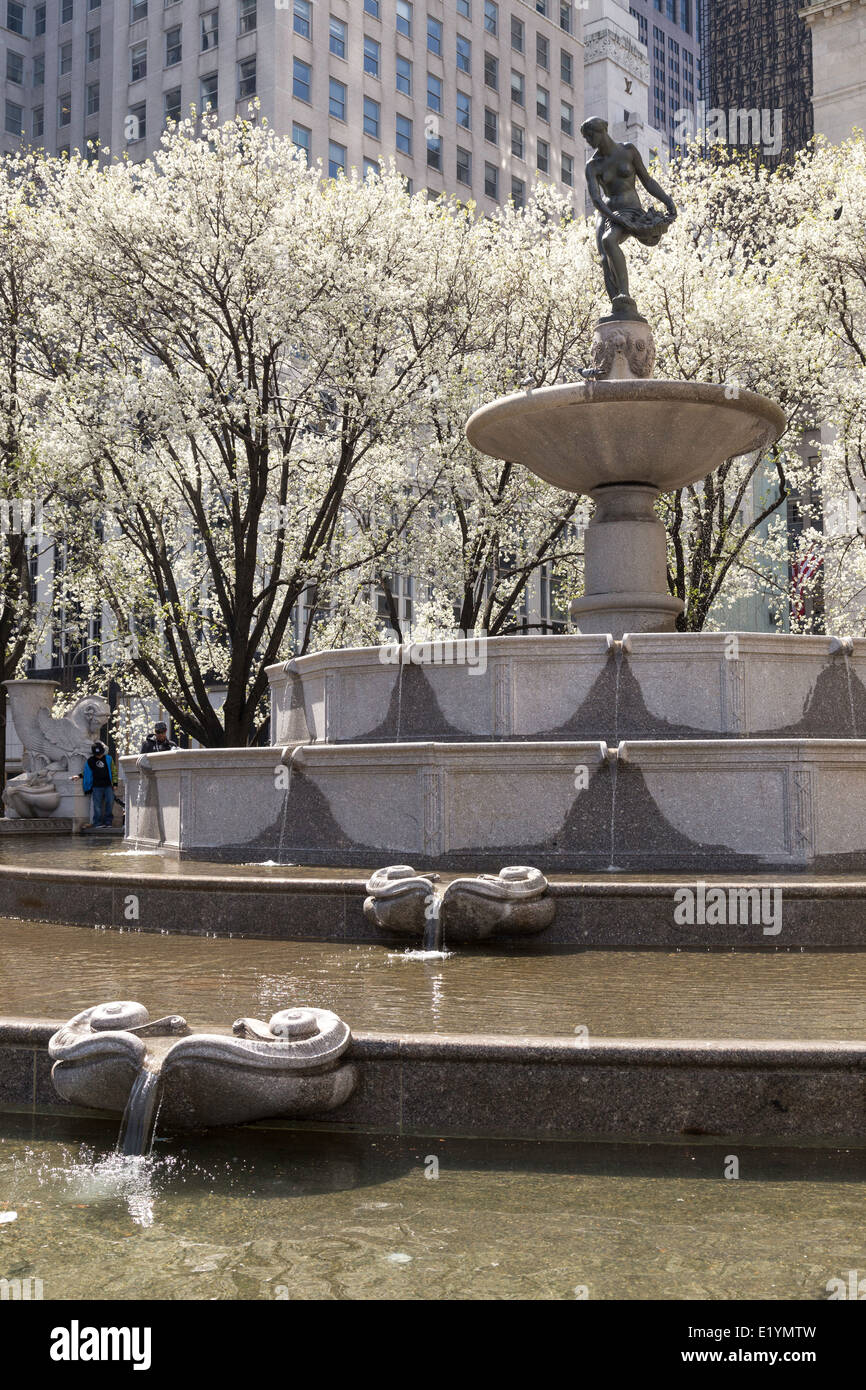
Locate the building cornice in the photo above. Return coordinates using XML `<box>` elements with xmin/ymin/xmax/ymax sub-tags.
<box><xmin>800</xmin><ymin>0</ymin><xmax>866</xmax><ymax>26</ymax></box>
<box><xmin>584</xmin><ymin>26</ymin><xmax>650</xmax><ymax>84</ymax></box>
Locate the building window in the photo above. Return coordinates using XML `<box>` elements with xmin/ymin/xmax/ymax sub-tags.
<box><xmin>427</xmin><ymin>73</ymin><xmax>442</xmax><ymax>112</ymax></box>
<box><xmin>329</xmin><ymin>16</ymin><xmax>346</xmax><ymax>57</ymax></box>
<box><xmin>32</xmin><ymin>106</ymin><xmax>44</xmax><ymax>138</ymax></box>
<box><xmin>484</xmin><ymin>52</ymin><xmax>498</xmax><ymax>90</ymax></box>
<box><xmin>560</xmin><ymin>1</ymin><xmax>572</xmax><ymax>32</ymax></box>
<box><xmin>292</xmin><ymin>121</ymin><xmax>311</xmax><ymax>160</ymax></box>
<box><xmin>560</xmin><ymin>49</ymin><xmax>573</xmax><ymax>85</ymax></box>
<box><xmin>537</xmin><ymin>137</ymin><xmax>549</xmax><ymax>173</ymax></box>
<box><xmin>457</xmin><ymin>0</ymin><xmax>470</xmax><ymax>15</ymax></box>
<box><xmin>328</xmin><ymin>140</ymin><xmax>345</xmax><ymax>178</ymax></box>
<box><xmin>427</xmin><ymin>16</ymin><xmax>442</xmax><ymax>55</ymax></box>
<box><xmin>6</xmin><ymin>51</ymin><xmax>23</xmax><ymax>85</ymax></box>
<box><xmin>457</xmin><ymin>36</ymin><xmax>471</xmax><ymax>74</ymax></box>
<box><xmin>456</xmin><ymin>146</ymin><xmax>471</xmax><ymax>185</ymax></box>
<box><xmin>484</xmin><ymin>161</ymin><xmax>498</xmax><ymax>198</ymax></box>
<box><xmin>537</xmin><ymin>35</ymin><xmax>549</xmax><ymax>69</ymax></box>
<box><xmin>200</xmin><ymin>74</ymin><xmax>217</xmax><ymax>111</ymax></box>
<box><xmin>87</xmin><ymin>28</ymin><xmax>101</xmax><ymax>63</ymax></box>
<box><xmin>201</xmin><ymin>11</ymin><xmax>218</xmax><ymax>52</ymax></box>
<box><xmin>681</xmin><ymin>0</ymin><xmax>691</xmax><ymax>31</ymax></box>
<box><xmin>666</xmin><ymin>0</ymin><xmax>675</xmax><ymax>17</ymax></box>
<box><xmin>484</xmin><ymin>106</ymin><xmax>497</xmax><ymax>143</ymax></box>
<box><xmin>86</xmin><ymin>81</ymin><xmax>100</xmax><ymax>116</ymax></box>
<box><xmin>239</xmin><ymin>0</ymin><xmax>257</xmax><ymax>34</ymax></box>
<box><xmin>561</xmin><ymin>151</ymin><xmax>574</xmax><ymax>186</ymax></box>
<box><xmin>329</xmin><ymin>78</ymin><xmax>347</xmax><ymax>121</ymax></box>
<box><xmin>131</xmin><ymin>0</ymin><xmax>147</xmax><ymax>20</ymax></box>
<box><xmin>61</xmin><ymin>0</ymin><xmax>73</xmax><ymax>19</ymax></box>
<box><xmin>33</xmin><ymin>55</ymin><xmax>44</xmax><ymax>86</ymax></box>
<box><xmin>130</xmin><ymin>42</ymin><xmax>147</xmax><ymax>83</ymax></box>
<box><xmin>6</xmin><ymin>1</ymin><xmax>24</xmax><ymax>35</ymax></box>
<box><xmin>363</xmin><ymin>95</ymin><xmax>380</xmax><ymax>139</ymax></box>
<box><xmin>4</xmin><ymin>100</ymin><xmax>23</xmax><ymax>135</ymax></box>
<box><xmin>511</xmin><ymin>15</ymin><xmax>524</xmax><ymax>52</ymax></box>
<box><xmin>511</xmin><ymin>176</ymin><xmax>526</xmax><ymax>208</ymax></box>
<box><xmin>363</xmin><ymin>157</ymin><xmax>379</xmax><ymax>179</ymax></box>
<box><xmin>561</xmin><ymin>99</ymin><xmax>573</xmax><ymax>135</ymax></box>
<box><xmin>484</xmin><ymin>0</ymin><xmax>498</xmax><ymax>34</ymax></box>
<box><xmin>511</xmin><ymin>124</ymin><xmax>525</xmax><ymax>159</ymax></box>
<box><xmin>166</xmin><ymin>26</ymin><xmax>182</xmax><ymax>67</ymax></box>
<box><xmin>511</xmin><ymin>70</ymin><xmax>525</xmax><ymax>106</ymax></box>
<box><xmin>58</xmin><ymin>94</ymin><xmax>72</xmax><ymax>127</ymax></box>
<box><xmin>364</xmin><ymin>36</ymin><xmax>380</xmax><ymax>76</ymax></box>
<box><xmin>537</xmin><ymin>0</ymin><xmax>549</xmax><ymax>12</ymax></box>
<box><xmin>426</xmin><ymin>134</ymin><xmax>442</xmax><ymax>171</ymax></box>
<box><xmin>60</xmin><ymin>43</ymin><xmax>73</xmax><ymax>77</ymax></box>
<box><xmin>396</xmin><ymin>112</ymin><xmax>412</xmax><ymax>154</ymax></box>
<box><xmin>456</xmin><ymin>90</ymin><xmax>471</xmax><ymax>129</ymax></box>
<box><xmin>396</xmin><ymin>55</ymin><xmax>412</xmax><ymax>96</ymax></box>
<box><xmin>238</xmin><ymin>56</ymin><xmax>256</xmax><ymax>99</ymax></box>
<box><xmin>164</xmin><ymin>87</ymin><xmax>182</xmax><ymax>124</ymax></box>
<box><xmin>293</xmin><ymin>58</ymin><xmax>311</xmax><ymax>103</ymax></box>
<box><xmin>293</xmin><ymin>0</ymin><xmax>311</xmax><ymax>39</ymax></box>
<box><xmin>364</xmin><ymin>0</ymin><xmax>380</xmax><ymax>15</ymax></box>
<box><xmin>537</xmin><ymin>86</ymin><xmax>549</xmax><ymax>122</ymax></box>
<box><xmin>35</xmin><ymin>5</ymin><xmax>47</xmax><ymax>36</ymax></box>
<box><xmin>88</xmin><ymin>0</ymin><xmax>100</xmax><ymax>9</ymax></box>
<box><xmin>396</xmin><ymin>0</ymin><xmax>412</xmax><ymax>39</ymax></box>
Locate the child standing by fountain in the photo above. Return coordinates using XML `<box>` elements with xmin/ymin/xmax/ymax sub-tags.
<box><xmin>81</xmin><ymin>741</ymin><xmax>116</xmax><ymax>829</ymax></box>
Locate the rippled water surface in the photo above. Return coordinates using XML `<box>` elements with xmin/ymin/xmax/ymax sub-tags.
<box><xmin>1</xmin><ymin>916</ymin><xmax>866</xmax><ymax>1038</ymax></box>
<box><xmin>1</xmin><ymin>1116</ymin><xmax>864</xmax><ymax>1300</ymax></box>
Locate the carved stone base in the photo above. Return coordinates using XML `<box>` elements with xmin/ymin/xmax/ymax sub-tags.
<box><xmin>589</xmin><ymin>318</ymin><xmax>656</xmax><ymax>380</ymax></box>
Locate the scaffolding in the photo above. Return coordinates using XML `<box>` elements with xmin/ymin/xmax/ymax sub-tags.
<box><xmin>702</xmin><ymin>0</ymin><xmax>813</xmax><ymax>166</ymax></box>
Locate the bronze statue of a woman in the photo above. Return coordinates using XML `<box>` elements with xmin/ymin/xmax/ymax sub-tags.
<box><xmin>581</xmin><ymin>117</ymin><xmax>677</xmax><ymax>322</ymax></box>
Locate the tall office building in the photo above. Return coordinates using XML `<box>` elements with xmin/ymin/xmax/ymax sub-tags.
<box><xmin>702</xmin><ymin>0</ymin><xmax>812</xmax><ymax>166</ymax></box>
<box><xmin>582</xmin><ymin>0</ymin><xmax>664</xmax><ymax>164</ymax></box>
<box><xmin>1</xmin><ymin>0</ymin><xmax>584</xmax><ymax>209</ymax></box>
<box><xmin>626</xmin><ymin>0</ymin><xmax>701</xmax><ymax>149</ymax></box>
<box><xmin>800</xmin><ymin>0</ymin><xmax>866</xmax><ymax>145</ymax></box>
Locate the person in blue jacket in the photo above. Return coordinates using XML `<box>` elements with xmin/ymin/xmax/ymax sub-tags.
<box><xmin>82</xmin><ymin>741</ymin><xmax>115</xmax><ymax>829</ymax></box>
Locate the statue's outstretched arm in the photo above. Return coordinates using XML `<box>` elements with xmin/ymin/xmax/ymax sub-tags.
<box><xmin>629</xmin><ymin>146</ymin><xmax>677</xmax><ymax>217</ymax></box>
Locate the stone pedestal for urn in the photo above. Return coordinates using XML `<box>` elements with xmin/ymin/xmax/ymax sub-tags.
<box><xmin>465</xmin><ymin>325</ymin><xmax>786</xmax><ymax>638</ymax></box>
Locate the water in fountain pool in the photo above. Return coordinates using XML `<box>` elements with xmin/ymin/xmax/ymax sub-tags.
<box><xmin>3</xmin><ymin>916</ymin><xmax>866</xmax><ymax>1041</ymax></box>
<box><xmin>1</xmin><ymin>1113</ymin><xmax>865</xmax><ymax>1300</ymax></box>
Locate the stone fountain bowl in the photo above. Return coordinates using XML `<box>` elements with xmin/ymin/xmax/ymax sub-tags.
<box><xmin>465</xmin><ymin>380</ymin><xmax>787</xmax><ymax>493</ymax></box>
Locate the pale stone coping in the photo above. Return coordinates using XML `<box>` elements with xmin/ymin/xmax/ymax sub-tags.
<box><xmin>266</xmin><ymin>634</ymin><xmax>614</xmax><ymax>681</ymax></box>
<box><xmin>6</xmin><ymin>862</ymin><xmax>866</xmax><ymax>896</ymax></box>
<box><xmin>4</xmin><ymin>1017</ymin><xmax>866</xmax><ymax>1067</ymax></box>
<box><xmin>265</xmin><ymin>630</ymin><xmax>858</xmax><ymax>686</ymax></box>
<box><xmin>122</xmin><ymin>738</ymin><xmax>866</xmax><ymax>772</ymax></box>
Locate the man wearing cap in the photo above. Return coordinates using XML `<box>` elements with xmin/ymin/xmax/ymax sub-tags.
<box><xmin>82</xmin><ymin>741</ymin><xmax>116</xmax><ymax>829</ymax></box>
<box><xmin>140</xmin><ymin>721</ymin><xmax>178</xmax><ymax>755</ymax></box>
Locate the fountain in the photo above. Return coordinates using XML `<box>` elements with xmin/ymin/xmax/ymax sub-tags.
<box><xmin>364</xmin><ymin>864</ymin><xmax>556</xmax><ymax>946</ymax></box>
<box><xmin>116</xmin><ymin>124</ymin><xmax>865</xmax><ymax>881</ymax></box>
<box><xmin>49</xmin><ymin>1000</ymin><xmax>357</xmax><ymax>1143</ymax></box>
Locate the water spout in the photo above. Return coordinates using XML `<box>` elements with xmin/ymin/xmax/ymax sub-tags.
<box><xmin>118</xmin><ymin>1058</ymin><xmax>163</xmax><ymax>1157</ymax></box>
<box><xmin>829</xmin><ymin>637</ymin><xmax>857</xmax><ymax>735</ymax></box>
<box><xmin>422</xmin><ymin>890</ymin><xmax>443</xmax><ymax>952</ymax></box>
<box><xmin>276</xmin><ymin>744</ymin><xmax>306</xmax><ymax>863</ymax></box>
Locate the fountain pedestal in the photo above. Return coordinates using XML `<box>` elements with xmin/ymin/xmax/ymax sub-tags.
<box><xmin>570</xmin><ymin>482</ymin><xmax>683</xmax><ymax>635</ymax></box>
